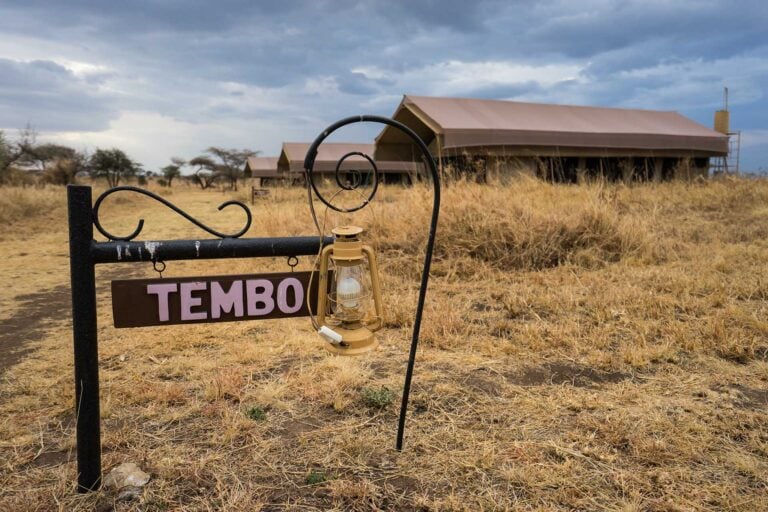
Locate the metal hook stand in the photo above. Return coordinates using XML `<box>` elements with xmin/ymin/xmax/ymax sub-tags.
<box><xmin>304</xmin><ymin>115</ymin><xmax>441</xmax><ymax>450</ymax></box>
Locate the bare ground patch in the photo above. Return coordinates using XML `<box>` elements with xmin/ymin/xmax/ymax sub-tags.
<box><xmin>0</xmin><ymin>268</ymin><xmax>140</xmax><ymax>373</ymax></box>
<box><xmin>0</xmin><ymin>284</ymin><xmax>72</xmax><ymax>372</ymax></box>
<box><xmin>509</xmin><ymin>362</ymin><xmax>632</xmax><ymax>387</ymax></box>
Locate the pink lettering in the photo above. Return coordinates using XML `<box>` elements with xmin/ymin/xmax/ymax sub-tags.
<box><xmin>246</xmin><ymin>279</ymin><xmax>275</xmax><ymax>316</ymax></box>
<box><xmin>180</xmin><ymin>282</ymin><xmax>207</xmax><ymax>321</ymax></box>
<box><xmin>277</xmin><ymin>277</ymin><xmax>303</xmax><ymax>314</ymax></box>
<box><xmin>146</xmin><ymin>283</ymin><xmax>178</xmax><ymax>322</ymax></box>
<box><xmin>211</xmin><ymin>281</ymin><xmax>244</xmax><ymax>319</ymax></box>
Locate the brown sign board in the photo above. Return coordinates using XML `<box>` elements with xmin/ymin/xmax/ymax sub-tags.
<box><xmin>111</xmin><ymin>271</ymin><xmax>329</xmax><ymax>328</ymax></box>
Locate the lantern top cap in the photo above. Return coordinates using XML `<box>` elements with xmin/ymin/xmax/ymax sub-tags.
<box><xmin>332</xmin><ymin>225</ymin><xmax>364</xmax><ymax>238</ymax></box>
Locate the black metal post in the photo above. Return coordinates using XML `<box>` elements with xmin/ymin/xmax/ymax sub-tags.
<box><xmin>67</xmin><ymin>185</ymin><xmax>101</xmax><ymax>492</ymax></box>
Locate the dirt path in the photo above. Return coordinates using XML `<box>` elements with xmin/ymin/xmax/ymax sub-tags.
<box><xmin>0</xmin><ymin>283</ymin><xmax>73</xmax><ymax>373</ymax></box>
<box><xmin>0</xmin><ymin>268</ymin><xmax>141</xmax><ymax>374</ymax></box>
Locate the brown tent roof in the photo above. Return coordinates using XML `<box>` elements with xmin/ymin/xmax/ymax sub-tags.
<box><xmin>278</xmin><ymin>142</ymin><xmax>421</xmax><ymax>174</ymax></box>
<box><xmin>376</xmin><ymin>95</ymin><xmax>728</xmax><ymax>157</ymax></box>
<box><xmin>244</xmin><ymin>156</ymin><xmax>281</xmax><ymax>178</ymax></box>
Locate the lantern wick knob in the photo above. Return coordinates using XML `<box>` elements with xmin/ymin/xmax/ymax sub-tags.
<box><xmin>331</xmin><ymin>225</ymin><xmax>363</xmax><ymax>238</ymax></box>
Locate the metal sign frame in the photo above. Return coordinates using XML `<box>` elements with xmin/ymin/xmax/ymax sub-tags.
<box><xmin>68</xmin><ymin>185</ymin><xmax>331</xmax><ymax>491</ymax></box>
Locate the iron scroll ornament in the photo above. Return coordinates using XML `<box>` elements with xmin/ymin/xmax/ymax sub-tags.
<box><xmin>335</xmin><ymin>151</ymin><xmax>378</xmax><ymax>195</ymax></box>
<box><xmin>92</xmin><ymin>185</ymin><xmax>253</xmax><ymax>241</ymax></box>
<box><xmin>304</xmin><ymin>115</ymin><xmax>441</xmax><ymax>450</ymax></box>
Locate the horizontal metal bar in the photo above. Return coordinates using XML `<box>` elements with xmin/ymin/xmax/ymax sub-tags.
<box><xmin>91</xmin><ymin>236</ymin><xmax>332</xmax><ymax>264</ymax></box>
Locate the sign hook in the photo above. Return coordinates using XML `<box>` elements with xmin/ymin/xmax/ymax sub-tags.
<box><xmin>152</xmin><ymin>260</ymin><xmax>166</xmax><ymax>278</ymax></box>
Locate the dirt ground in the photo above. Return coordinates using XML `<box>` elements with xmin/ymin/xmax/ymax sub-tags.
<box><xmin>0</xmin><ymin>179</ymin><xmax>766</xmax><ymax>511</ymax></box>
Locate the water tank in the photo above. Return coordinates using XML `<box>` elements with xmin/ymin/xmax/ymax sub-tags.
<box><xmin>714</xmin><ymin>110</ymin><xmax>730</xmax><ymax>134</ymax></box>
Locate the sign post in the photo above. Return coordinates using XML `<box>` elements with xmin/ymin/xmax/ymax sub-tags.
<box><xmin>67</xmin><ymin>185</ymin><xmax>101</xmax><ymax>493</ymax></box>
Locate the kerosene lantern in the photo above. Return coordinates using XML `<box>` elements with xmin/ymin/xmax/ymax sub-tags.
<box><xmin>316</xmin><ymin>226</ymin><xmax>383</xmax><ymax>355</ymax></box>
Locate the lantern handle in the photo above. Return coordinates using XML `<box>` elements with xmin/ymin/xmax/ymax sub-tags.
<box><xmin>362</xmin><ymin>244</ymin><xmax>383</xmax><ymax>332</ymax></box>
<box><xmin>313</xmin><ymin>244</ymin><xmax>335</xmax><ymax>330</ymax></box>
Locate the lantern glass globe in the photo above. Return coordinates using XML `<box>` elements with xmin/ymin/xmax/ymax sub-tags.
<box><xmin>333</xmin><ymin>264</ymin><xmax>368</xmax><ymax>320</ymax></box>
<box><xmin>338</xmin><ymin>275</ymin><xmax>362</xmax><ymax>308</ymax></box>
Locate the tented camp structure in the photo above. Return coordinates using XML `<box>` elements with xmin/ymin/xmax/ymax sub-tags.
<box><xmin>375</xmin><ymin>95</ymin><xmax>729</xmax><ymax>182</ymax></box>
<box><xmin>278</xmin><ymin>142</ymin><xmax>422</xmax><ymax>184</ymax></box>
<box><xmin>244</xmin><ymin>156</ymin><xmax>282</xmax><ymax>186</ymax></box>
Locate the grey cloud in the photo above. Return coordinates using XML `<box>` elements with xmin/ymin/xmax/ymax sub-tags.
<box><xmin>462</xmin><ymin>82</ymin><xmax>544</xmax><ymax>101</ymax></box>
<box><xmin>525</xmin><ymin>0</ymin><xmax>767</xmax><ymax>62</ymax></box>
<box><xmin>0</xmin><ymin>0</ymin><xmax>765</xmax><ymax>169</ymax></box>
<box><xmin>336</xmin><ymin>72</ymin><xmax>389</xmax><ymax>95</ymax></box>
<box><xmin>367</xmin><ymin>0</ymin><xmax>501</xmax><ymax>32</ymax></box>
<box><xmin>0</xmin><ymin>58</ymin><xmax>118</xmax><ymax>131</ymax></box>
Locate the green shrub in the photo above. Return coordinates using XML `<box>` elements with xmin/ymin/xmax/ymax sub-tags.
<box><xmin>245</xmin><ymin>405</ymin><xmax>267</xmax><ymax>421</ymax></box>
<box><xmin>361</xmin><ymin>386</ymin><xmax>395</xmax><ymax>409</ymax></box>
<box><xmin>305</xmin><ymin>470</ymin><xmax>326</xmax><ymax>485</ymax></box>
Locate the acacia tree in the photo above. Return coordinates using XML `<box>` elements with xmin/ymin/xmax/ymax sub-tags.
<box><xmin>161</xmin><ymin>156</ymin><xmax>185</xmax><ymax>187</ymax></box>
<box><xmin>44</xmin><ymin>150</ymin><xmax>89</xmax><ymax>185</ymax></box>
<box><xmin>26</xmin><ymin>143</ymin><xmax>75</xmax><ymax>171</ymax></box>
<box><xmin>200</xmin><ymin>147</ymin><xmax>258</xmax><ymax>191</ymax></box>
<box><xmin>24</xmin><ymin>143</ymin><xmax>89</xmax><ymax>185</ymax></box>
<box><xmin>188</xmin><ymin>155</ymin><xmax>219</xmax><ymax>189</ymax></box>
<box><xmin>0</xmin><ymin>131</ymin><xmax>10</xmax><ymax>182</ymax></box>
<box><xmin>89</xmin><ymin>148</ymin><xmax>138</xmax><ymax>187</ymax></box>
<box><xmin>0</xmin><ymin>127</ymin><xmax>37</xmax><ymax>184</ymax></box>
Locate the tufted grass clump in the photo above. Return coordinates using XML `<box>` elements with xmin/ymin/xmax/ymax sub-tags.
<box><xmin>305</xmin><ymin>470</ymin><xmax>327</xmax><ymax>485</ymax></box>
<box><xmin>361</xmin><ymin>386</ymin><xmax>395</xmax><ymax>409</ymax></box>
<box><xmin>245</xmin><ymin>405</ymin><xmax>267</xmax><ymax>421</ymax></box>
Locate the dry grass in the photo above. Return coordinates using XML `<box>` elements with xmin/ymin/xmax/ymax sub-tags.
<box><xmin>0</xmin><ymin>177</ymin><xmax>767</xmax><ymax>511</ymax></box>
<box><xmin>0</xmin><ymin>185</ymin><xmax>68</xmax><ymax>225</ymax></box>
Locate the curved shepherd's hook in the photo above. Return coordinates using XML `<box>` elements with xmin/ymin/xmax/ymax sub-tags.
<box><xmin>92</xmin><ymin>186</ymin><xmax>252</xmax><ymax>241</ymax></box>
<box><xmin>304</xmin><ymin>115</ymin><xmax>441</xmax><ymax>450</ymax></box>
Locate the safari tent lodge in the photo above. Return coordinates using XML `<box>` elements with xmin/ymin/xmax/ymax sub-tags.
<box><xmin>374</xmin><ymin>95</ymin><xmax>730</xmax><ymax>183</ymax></box>
<box><xmin>277</xmin><ymin>142</ymin><xmax>422</xmax><ymax>185</ymax></box>
<box><xmin>245</xmin><ymin>156</ymin><xmax>282</xmax><ymax>187</ymax></box>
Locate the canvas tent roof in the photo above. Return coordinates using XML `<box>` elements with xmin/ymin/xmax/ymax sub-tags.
<box><xmin>244</xmin><ymin>156</ymin><xmax>281</xmax><ymax>178</ymax></box>
<box><xmin>375</xmin><ymin>95</ymin><xmax>728</xmax><ymax>159</ymax></box>
<box><xmin>278</xmin><ymin>142</ymin><xmax>422</xmax><ymax>174</ymax></box>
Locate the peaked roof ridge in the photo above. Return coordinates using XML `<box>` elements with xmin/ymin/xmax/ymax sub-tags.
<box><xmin>282</xmin><ymin>141</ymin><xmax>375</xmax><ymax>146</ymax></box>
<box><xmin>375</xmin><ymin>94</ymin><xmax>727</xmax><ymax>155</ymax></box>
<box><xmin>402</xmin><ymin>94</ymin><xmax>679</xmax><ymax>114</ymax></box>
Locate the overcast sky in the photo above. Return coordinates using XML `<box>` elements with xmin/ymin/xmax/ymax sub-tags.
<box><xmin>0</xmin><ymin>0</ymin><xmax>766</xmax><ymax>171</ymax></box>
